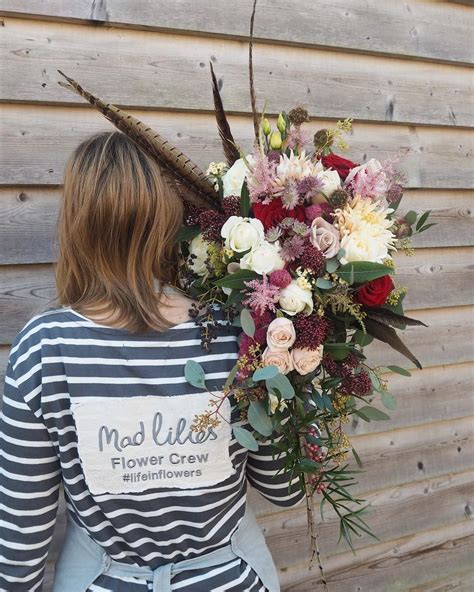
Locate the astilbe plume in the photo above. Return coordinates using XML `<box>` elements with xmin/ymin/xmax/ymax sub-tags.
<box><xmin>247</xmin><ymin>149</ymin><xmax>279</xmax><ymax>204</ymax></box>
<box><xmin>243</xmin><ymin>275</ymin><xmax>280</xmax><ymax>316</ymax></box>
<box><xmin>294</xmin><ymin>314</ymin><xmax>331</xmax><ymax>350</ymax></box>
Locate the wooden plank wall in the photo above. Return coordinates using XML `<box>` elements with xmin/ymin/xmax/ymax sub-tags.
<box><xmin>0</xmin><ymin>2</ymin><xmax>473</xmax><ymax>590</ymax></box>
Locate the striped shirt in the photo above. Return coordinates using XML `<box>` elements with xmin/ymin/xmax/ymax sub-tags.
<box><xmin>0</xmin><ymin>307</ymin><xmax>304</xmax><ymax>591</ymax></box>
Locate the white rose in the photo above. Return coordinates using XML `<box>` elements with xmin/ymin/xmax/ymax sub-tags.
<box><xmin>222</xmin><ymin>156</ymin><xmax>254</xmax><ymax>197</ymax></box>
<box><xmin>340</xmin><ymin>232</ymin><xmax>390</xmax><ymax>264</ymax></box>
<box><xmin>310</xmin><ymin>217</ymin><xmax>341</xmax><ymax>259</ymax></box>
<box><xmin>221</xmin><ymin>216</ymin><xmax>265</xmax><ymax>253</ymax></box>
<box><xmin>240</xmin><ymin>241</ymin><xmax>285</xmax><ymax>275</ymax></box>
<box><xmin>316</xmin><ymin>169</ymin><xmax>341</xmax><ymax>197</ymax></box>
<box><xmin>188</xmin><ymin>234</ymin><xmax>209</xmax><ymax>276</ymax></box>
<box><xmin>278</xmin><ymin>280</ymin><xmax>314</xmax><ymax>316</ymax></box>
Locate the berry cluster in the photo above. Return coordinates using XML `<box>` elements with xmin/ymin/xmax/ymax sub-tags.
<box><xmin>294</xmin><ymin>314</ymin><xmax>331</xmax><ymax>350</ymax></box>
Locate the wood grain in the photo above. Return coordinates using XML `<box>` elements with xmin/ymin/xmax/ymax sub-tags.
<box><xmin>278</xmin><ymin>520</ymin><xmax>474</xmax><ymax>591</ymax></box>
<box><xmin>1</xmin><ymin>17</ymin><xmax>472</xmax><ymax>128</ymax></box>
<box><xmin>1</xmin><ymin>105</ymin><xmax>473</xmax><ymax>188</ymax></box>
<box><xmin>1</xmin><ymin>188</ymin><xmax>472</xmax><ymax>265</ymax></box>
<box><xmin>1</xmin><ymin>0</ymin><xmax>472</xmax><ymax>64</ymax></box>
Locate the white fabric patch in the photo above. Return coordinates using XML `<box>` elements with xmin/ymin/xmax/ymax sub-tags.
<box><xmin>71</xmin><ymin>394</ymin><xmax>233</xmax><ymax>494</ymax></box>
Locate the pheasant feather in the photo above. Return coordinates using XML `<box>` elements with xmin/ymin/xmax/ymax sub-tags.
<box><xmin>57</xmin><ymin>70</ymin><xmax>220</xmax><ymax>210</ymax></box>
<box><xmin>209</xmin><ymin>62</ymin><xmax>240</xmax><ymax>166</ymax></box>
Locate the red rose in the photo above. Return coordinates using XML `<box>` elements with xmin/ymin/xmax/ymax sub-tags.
<box><xmin>321</xmin><ymin>154</ymin><xmax>358</xmax><ymax>181</ymax></box>
<box><xmin>252</xmin><ymin>198</ymin><xmax>305</xmax><ymax>231</ymax></box>
<box><xmin>355</xmin><ymin>275</ymin><xmax>394</xmax><ymax>307</ymax></box>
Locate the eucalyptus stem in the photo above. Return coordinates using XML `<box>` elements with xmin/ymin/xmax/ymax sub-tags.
<box><xmin>299</xmin><ymin>434</ymin><xmax>329</xmax><ymax>592</ymax></box>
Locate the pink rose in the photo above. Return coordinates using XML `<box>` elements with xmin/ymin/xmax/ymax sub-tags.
<box><xmin>291</xmin><ymin>346</ymin><xmax>323</xmax><ymax>375</ymax></box>
<box><xmin>262</xmin><ymin>347</ymin><xmax>293</xmax><ymax>375</ymax></box>
<box><xmin>310</xmin><ymin>217</ymin><xmax>340</xmax><ymax>259</ymax></box>
<box><xmin>266</xmin><ymin>318</ymin><xmax>296</xmax><ymax>351</ymax></box>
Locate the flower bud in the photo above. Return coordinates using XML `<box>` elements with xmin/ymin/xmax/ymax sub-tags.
<box><xmin>277</xmin><ymin>113</ymin><xmax>286</xmax><ymax>134</ymax></box>
<box><xmin>270</xmin><ymin>130</ymin><xmax>283</xmax><ymax>150</ymax></box>
<box><xmin>261</xmin><ymin>118</ymin><xmax>271</xmax><ymax>136</ymax></box>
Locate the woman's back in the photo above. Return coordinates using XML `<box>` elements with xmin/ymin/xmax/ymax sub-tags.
<box><xmin>1</xmin><ymin>306</ymin><xmax>303</xmax><ymax>591</ymax></box>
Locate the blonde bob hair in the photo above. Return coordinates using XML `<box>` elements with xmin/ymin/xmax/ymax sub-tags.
<box><xmin>56</xmin><ymin>131</ymin><xmax>184</xmax><ymax>333</ymax></box>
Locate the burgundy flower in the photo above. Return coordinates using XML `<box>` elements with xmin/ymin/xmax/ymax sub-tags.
<box><xmin>252</xmin><ymin>198</ymin><xmax>305</xmax><ymax>231</ymax></box>
<box><xmin>355</xmin><ymin>275</ymin><xmax>394</xmax><ymax>307</ymax></box>
<box><xmin>321</xmin><ymin>154</ymin><xmax>358</xmax><ymax>181</ymax></box>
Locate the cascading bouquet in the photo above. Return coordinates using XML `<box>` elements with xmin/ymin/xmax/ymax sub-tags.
<box><xmin>56</xmin><ymin>0</ymin><xmax>434</xmax><ymax>572</ymax></box>
<box><xmin>178</xmin><ymin>106</ymin><xmax>434</xmax><ymax>557</ymax></box>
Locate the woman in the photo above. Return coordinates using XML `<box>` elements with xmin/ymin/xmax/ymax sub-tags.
<box><xmin>0</xmin><ymin>132</ymin><xmax>304</xmax><ymax>592</ymax></box>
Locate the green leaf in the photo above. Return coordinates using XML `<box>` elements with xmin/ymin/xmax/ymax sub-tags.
<box><xmin>353</xmin><ymin>329</ymin><xmax>373</xmax><ymax>347</ymax></box>
<box><xmin>416</xmin><ymin>210</ymin><xmax>431</xmax><ymax>231</ymax></box>
<box><xmin>240</xmin><ymin>308</ymin><xmax>255</xmax><ymax>338</ymax></box>
<box><xmin>232</xmin><ymin>426</ymin><xmax>259</xmax><ymax>451</ymax></box>
<box><xmin>184</xmin><ymin>360</ymin><xmax>206</xmax><ymax>389</ymax></box>
<box><xmin>176</xmin><ymin>225</ymin><xmax>200</xmax><ymax>243</ymax></box>
<box><xmin>324</xmin><ymin>342</ymin><xmax>350</xmax><ymax>361</ymax></box>
<box><xmin>224</xmin><ymin>289</ymin><xmax>245</xmax><ymax>308</ymax></box>
<box><xmin>381</xmin><ymin>391</ymin><xmax>397</xmax><ymax>410</ymax></box>
<box><xmin>352</xmin><ymin>447</ymin><xmax>363</xmax><ymax>468</ymax></box>
<box><xmin>387</xmin><ymin>365</ymin><xmax>411</xmax><ymax>377</ymax></box>
<box><xmin>316</xmin><ymin>277</ymin><xmax>335</xmax><ymax>289</ymax></box>
<box><xmin>337</xmin><ymin>248</ymin><xmax>346</xmax><ymax>260</ymax></box>
<box><xmin>326</xmin><ymin>257</ymin><xmax>339</xmax><ymax>273</ymax></box>
<box><xmin>240</xmin><ymin>181</ymin><xmax>250</xmax><ymax>217</ymax></box>
<box><xmin>214</xmin><ymin>269</ymin><xmax>259</xmax><ymax>290</ymax></box>
<box><xmin>336</xmin><ymin>261</ymin><xmax>394</xmax><ymax>285</ymax></box>
<box><xmin>404</xmin><ymin>210</ymin><xmax>417</xmax><ymax>225</ymax></box>
<box><xmin>248</xmin><ymin>401</ymin><xmax>274</xmax><ymax>437</ymax></box>
<box><xmin>418</xmin><ymin>222</ymin><xmax>436</xmax><ymax>233</ymax></box>
<box><xmin>253</xmin><ymin>365</ymin><xmax>279</xmax><ymax>382</ymax></box>
<box><xmin>266</xmin><ymin>373</ymin><xmax>295</xmax><ymax>399</ymax></box>
<box><xmin>356</xmin><ymin>406</ymin><xmax>390</xmax><ymax>421</ymax></box>
<box><xmin>224</xmin><ymin>363</ymin><xmax>239</xmax><ymax>389</ymax></box>
<box><xmin>365</xmin><ymin>318</ymin><xmax>422</xmax><ymax>370</ymax></box>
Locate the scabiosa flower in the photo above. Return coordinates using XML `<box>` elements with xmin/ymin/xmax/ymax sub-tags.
<box><xmin>305</xmin><ymin>203</ymin><xmax>333</xmax><ymax>223</ymax></box>
<box><xmin>280</xmin><ymin>235</ymin><xmax>306</xmax><ymax>262</ymax></box>
<box><xmin>222</xmin><ymin>195</ymin><xmax>242</xmax><ymax>217</ymax></box>
<box><xmin>286</xmin><ymin>126</ymin><xmax>312</xmax><ymax>152</ymax></box>
<box><xmin>328</xmin><ymin>188</ymin><xmax>350</xmax><ymax>209</ymax></box>
<box><xmin>288</xmin><ymin>106</ymin><xmax>310</xmax><ymax>126</ymax></box>
<box><xmin>297</xmin><ymin>175</ymin><xmax>324</xmax><ymax>202</ymax></box>
<box><xmin>299</xmin><ymin>244</ymin><xmax>325</xmax><ymax>276</ymax></box>
<box><xmin>294</xmin><ymin>314</ymin><xmax>330</xmax><ymax>350</ymax></box>
<box><xmin>269</xmin><ymin>269</ymin><xmax>292</xmax><ymax>289</ymax></box>
<box><xmin>198</xmin><ymin>210</ymin><xmax>226</xmax><ymax>243</ymax></box>
<box><xmin>243</xmin><ymin>275</ymin><xmax>281</xmax><ymax>316</ymax></box>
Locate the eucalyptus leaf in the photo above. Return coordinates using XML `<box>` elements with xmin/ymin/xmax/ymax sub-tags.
<box><xmin>336</xmin><ymin>261</ymin><xmax>394</xmax><ymax>285</ymax></box>
<box><xmin>357</xmin><ymin>406</ymin><xmax>390</xmax><ymax>421</ymax></box>
<box><xmin>381</xmin><ymin>391</ymin><xmax>397</xmax><ymax>410</ymax></box>
<box><xmin>253</xmin><ymin>365</ymin><xmax>279</xmax><ymax>382</ymax></box>
<box><xmin>240</xmin><ymin>308</ymin><xmax>255</xmax><ymax>338</ymax></box>
<box><xmin>326</xmin><ymin>257</ymin><xmax>339</xmax><ymax>273</ymax></box>
<box><xmin>248</xmin><ymin>401</ymin><xmax>274</xmax><ymax>437</ymax></box>
<box><xmin>224</xmin><ymin>363</ymin><xmax>239</xmax><ymax>389</ymax></box>
<box><xmin>387</xmin><ymin>365</ymin><xmax>411</xmax><ymax>377</ymax></box>
<box><xmin>184</xmin><ymin>360</ymin><xmax>206</xmax><ymax>389</ymax></box>
<box><xmin>232</xmin><ymin>426</ymin><xmax>259</xmax><ymax>451</ymax></box>
<box><xmin>337</xmin><ymin>248</ymin><xmax>346</xmax><ymax>260</ymax></box>
<box><xmin>266</xmin><ymin>373</ymin><xmax>295</xmax><ymax>399</ymax></box>
<box><xmin>324</xmin><ymin>342</ymin><xmax>350</xmax><ymax>361</ymax></box>
<box><xmin>316</xmin><ymin>277</ymin><xmax>335</xmax><ymax>289</ymax></box>
<box><xmin>353</xmin><ymin>329</ymin><xmax>373</xmax><ymax>347</ymax></box>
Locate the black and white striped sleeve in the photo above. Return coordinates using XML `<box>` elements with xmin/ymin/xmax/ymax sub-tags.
<box><xmin>0</xmin><ymin>357</ymin><xmax>61</xmax><ymax>592</ymax></box>
<box><xmin>245</xmin><ymin>434</ymin><xmax>305</xmax><ymax>508</ymax></box>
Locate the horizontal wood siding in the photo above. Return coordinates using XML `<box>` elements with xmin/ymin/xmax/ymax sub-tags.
<box><xmin>0</xmin><ymin>2</ymin><xmax>472</xmax><ymax>590</ymax></box>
